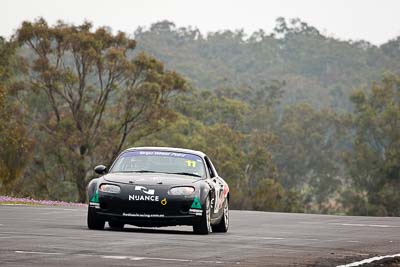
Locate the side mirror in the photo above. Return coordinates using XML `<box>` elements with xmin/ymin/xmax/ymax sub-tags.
<box><xmin>94</xmin><ymin>165</ymin><xmax>107</xmax><ymax>175</ymax></box>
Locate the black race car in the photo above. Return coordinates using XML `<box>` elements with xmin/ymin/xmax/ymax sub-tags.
<box><xmin>87</xmin><ymin>147</ymin><xmax>229</xmax><ymax>234</ymax></box>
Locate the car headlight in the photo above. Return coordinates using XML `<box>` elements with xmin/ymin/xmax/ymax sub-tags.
<box><xmin>168</xmin><ymin>186</ymin><xmax>195</xmax><ymax>195</ymax></box>
<box><xmin>99</xmin><ymin>184</ymin><xmax>121</xmax><ymax>194</ymax></box>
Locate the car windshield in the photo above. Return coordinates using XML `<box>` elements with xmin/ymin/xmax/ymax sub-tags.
<box><xmin>110</xmin><ymin>150</ymin><xmax>206</xmax><ymax>178</ymax></box>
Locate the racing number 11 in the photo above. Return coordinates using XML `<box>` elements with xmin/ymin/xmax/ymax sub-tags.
<box><xmin>186</xmin><ymin>160</ymin><xmax>196</xmax><ymax>167</ymax></box>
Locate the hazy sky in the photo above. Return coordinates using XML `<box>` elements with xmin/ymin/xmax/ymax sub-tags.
<box><xmin>2</xmin><ymin>0</ymin><xmax>400</xmax><ymax>45</ymax></box>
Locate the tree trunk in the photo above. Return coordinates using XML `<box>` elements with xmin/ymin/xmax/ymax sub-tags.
<box><xmin>75</xmin><ymin>151</ymin><xmax>88</xmax><ymax>203</ymax></box>
<box><xmin>77</xmin><ymin>176</ymin><xmax>87</xmax><ymax>203</ymax></box>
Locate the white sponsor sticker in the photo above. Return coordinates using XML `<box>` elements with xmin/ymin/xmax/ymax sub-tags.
<box><xmin>89</xmin><ymin>202</ymin><xmax>100</xmax><ymax>208</ymax></box>
<box><xmin>128</xmin><ymin>195</ymin><xmax>160</xmax><ymax>202</ymax></box>
<box><xmin>122</xmin><ymin>213</ymin><xmax>165</xmax><ymax>218</ymax></box>
<box><xmin>134</xmin><ymin>186</ymin><xmax>155</xmax><ymax>195</ymax></box>
<box><xmin>189</xmin><ymin>209</ymin><xmax>203</xmax><ymax>216</ymax></box>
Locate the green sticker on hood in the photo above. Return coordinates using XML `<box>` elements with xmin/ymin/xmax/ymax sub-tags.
<box><xmin>90</xmin><ymin>190</ymin><xmax>99</xmax><ymax>203</ymax></box>
<box><xmin>191</xmin><ymin>196</ymin><xmax>202</xmax><ymax>209</ymax></box>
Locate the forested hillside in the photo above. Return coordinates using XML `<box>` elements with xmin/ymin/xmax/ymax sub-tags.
<box><xmin>134</xmin><ymin>19</ymin><xmax>400</xmax><ymax>111</ymax></box>
<box><xmin>0</xmin><ymin>18</ymin><xmax>399</xmax><ymax>216</ymax></box>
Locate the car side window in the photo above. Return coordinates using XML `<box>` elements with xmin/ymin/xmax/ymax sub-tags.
<box><xmin>204</xmin><ymin>156</ymin><xmax>216</xmax><ymax>178</ymax></box>
<box><xmin>208</xmin><ymin>158</ymin><xmax>219</xmax><ymax>177</ymax></box>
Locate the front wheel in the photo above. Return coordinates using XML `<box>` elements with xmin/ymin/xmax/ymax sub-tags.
<box><xmin>212</xmin><ymin>199</ymin><xmax>229</xmax><ymax>232</ymax></box>
<box><xmin>193</xmin><ymin>196</ymin><xmax>211</xmax><ymax>234</ymax></box>
<box><xmin>87</xmin><ymin>207</ymin><xmax>105</xmax><ymax>230</ymax></box>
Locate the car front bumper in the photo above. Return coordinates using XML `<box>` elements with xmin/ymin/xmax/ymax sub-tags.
<box><xmin>89</xmin><ymin>193</ymin><xmax>203</xmax><ymax>227</ymax></box>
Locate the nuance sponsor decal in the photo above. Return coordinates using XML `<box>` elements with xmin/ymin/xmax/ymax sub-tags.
<box><xmin>128</xmin><ymin>195</ymin><xmax>160</xmax><ymax>201</ymax></box>
<box><xmin>123</xmin><ymin>213</ymin><xmax>165</xmax><ymax>218</ymax></box>
<box><xmin>134</xmin><ymin>186</ymin><xmax>155</xmax><ymax>195</ymax></box>
<box><xmin>129</xmin><ymin>185</ymin><xmax>159</xmax><ymax>201</ymax></box>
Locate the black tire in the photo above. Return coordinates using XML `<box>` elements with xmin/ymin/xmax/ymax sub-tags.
<box><xmin>108</xmin><ymin>221</ymin><xmax>124</xmax><ymax>230</ymax></box>
<box><xmin>87</xmin><ymin>207</ymin><xmax>105</xmax><ymax>230</ymax></box>
<box><xmin>193</xmin><ymin>196</ymin><xmax>211</xmax><ymax>234</ymax></box>
<box><xmin>212</xmin><ymin>199</ymin><xmax>229</xmax><ymax>233</ymax></box>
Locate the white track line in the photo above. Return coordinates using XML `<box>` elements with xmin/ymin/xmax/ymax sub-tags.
<box><xmin>337</xmin><ymin>253</ymin><xmax>400</xmax><ymax>267</ymax></box>
<box><xmin>129</xmin><ymin>257</ymin><xmax>146</xmax><ymax>261</ymax></box>
<box><xmin>15</xmin><ymin>251</ymin><xmax>223</xmax><ymax>264</ymax></box>
<box><xmin>100</xmin><ymin>255</ymin><xmax>191</xmax><ymax>262</ymax></box>
<box><xmin>15</xmin><ymin>250</ymin><xmax>63</xmax><ymax>255</ymax></box>
<box><xmin>139</xmin><ymin>256</ymin><xmax>192</xmax><ymax>262</ymax></box>
<box><xmin>236</xmin><ymin>235</ymin><xmax>319</xmax><ymax>241</ymax></box>
<box><xmin>101</xmin><ymin>256</ymin><xmax>129</xmax><ymax>260</ymax></box>
<box><xmin>330</xmin><ymin>223</ymin><xmax>400</xmax><ymax>228</ymax></box>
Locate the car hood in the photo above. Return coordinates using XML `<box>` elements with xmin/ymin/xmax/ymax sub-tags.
<box><xmin>103</xmin><ymin>172</ymin><xmax>202</xmax><ymax>186</ymax></box>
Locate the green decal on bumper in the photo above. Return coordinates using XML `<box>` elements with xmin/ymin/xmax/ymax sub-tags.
<box><xmin>191</xmin><ymin>196</ymin><xmax>202</xmax><ymax>209</ymax></box>
<box><xmin>90</xmin><ymin>190</ymin><xmax>99</xmax><ymax>203</ymax></box>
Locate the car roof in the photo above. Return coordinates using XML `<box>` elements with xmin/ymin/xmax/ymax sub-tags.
<box><xmin>124</xmin><ymin>146</ymin><xmax>206</xmax><ymax>157</ymax></box>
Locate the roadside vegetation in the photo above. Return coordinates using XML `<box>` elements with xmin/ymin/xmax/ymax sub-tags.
<box><xmin>0</xmin><ymin>195</ymin><xmax>86</xmax><ymax>206</ymax></box>
<box><xmin>0</xmin><ymin>18</ymin><xmax>399</xmax><ymax>216</ymax></box>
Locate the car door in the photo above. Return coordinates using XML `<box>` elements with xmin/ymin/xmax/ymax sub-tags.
<box><xmin>204</xmin><ymin>156</ymin><xmax>226</xmax><ymax>218</ymax></box>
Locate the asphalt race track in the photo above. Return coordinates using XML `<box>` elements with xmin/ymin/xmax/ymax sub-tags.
<box><xmin>0</xmin><ymin>205</ymin><xmax>399</xmax><ymax>266</ymax></box>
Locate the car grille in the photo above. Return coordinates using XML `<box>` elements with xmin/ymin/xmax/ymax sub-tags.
<box><xmin>99</xmin><ymin>197</ymin><xmax>192</xmax><ymax>216</ymax></box>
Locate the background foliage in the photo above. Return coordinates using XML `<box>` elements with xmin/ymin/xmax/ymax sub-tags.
<box><xmin>1</xmin><ymin>18</ymin><xmax>399</xmax><ymax>215</ymax></box>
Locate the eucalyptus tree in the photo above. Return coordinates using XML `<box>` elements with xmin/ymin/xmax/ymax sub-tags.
<box><xmin>15</xmin><ymin>19</ymin><xmax>188</xmax><ymax>201</ymax></box>
<box><xmin>345</xmin><ymin>74</ymin><xmax>400</xmax><ymax>216</ymax></box>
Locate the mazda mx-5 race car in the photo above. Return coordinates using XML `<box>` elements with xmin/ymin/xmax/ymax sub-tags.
<box><xmin>87</xmin><ymin>147</ymin><xmax>229</xmax><ymax>234</ymax></box>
